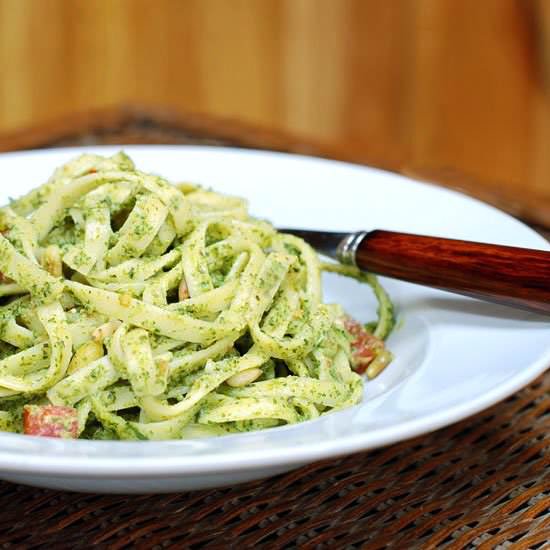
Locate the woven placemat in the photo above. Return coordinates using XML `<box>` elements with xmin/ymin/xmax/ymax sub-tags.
<box><xmin>0</xmin><ymin>108</ymin><xmax>548</xmax><ymax>549</ymax></box>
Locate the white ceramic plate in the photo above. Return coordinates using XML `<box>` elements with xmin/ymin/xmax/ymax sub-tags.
<box><xmin>0</xmin><ymin>146</ymin><xmax>548</xmax><ymax>494</ymax></box>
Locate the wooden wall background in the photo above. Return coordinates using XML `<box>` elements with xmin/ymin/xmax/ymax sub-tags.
<box><xmin>0</xmin><ymin>0</ymin><xmax>548</xmax><ymax>226</ymax></box>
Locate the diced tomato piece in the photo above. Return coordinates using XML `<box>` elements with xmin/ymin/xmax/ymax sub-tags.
<box><xmin>342</xmin><ymin>317</ymin><xmax>363</xmax><ymax>337</ymax></box>
<box><xmin>343</xmin><ymin>316</ymin><xmax>384</xmax><ymax>374</ymax></box>
<box><xmin>23</xmin><ymin>405</ymin><xmax>78</xmax><ymax>438</ymax></box>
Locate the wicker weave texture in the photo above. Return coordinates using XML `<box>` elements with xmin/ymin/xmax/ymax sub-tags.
<box><xmin>0</xmin><ymin>110</ymin><xmax>547</xmax><ymax>549</ymax></box>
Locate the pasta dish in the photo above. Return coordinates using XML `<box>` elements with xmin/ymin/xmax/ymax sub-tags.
<box><xmin>0</xmin><ymin>152</ymin><xmax>394</xmax><ymax>440</ymax></box>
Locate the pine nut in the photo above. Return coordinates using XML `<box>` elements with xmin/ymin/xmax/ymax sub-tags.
<box><xmin>226</xmin><ymin>367</ymin><xmax>262</xmax><ymax>387</ymax></box>
<box><xmin>118</xmin><ymin>293</ymin><xmax>132</xmax><ymax>307</ymax></box>
<box><xmin>366</xmin><ymin>350</ymin><xmax>393</xmax><ymax>380</ymax></box>
<box><xmin>67</xmin><ymin>341</ymin><xmax>104</xmax><ymax>374</ymax></box>
<box><xmin>92</xmin><ymin>320</ymin><xmax>121</xmax><ymax>342</ymax></box>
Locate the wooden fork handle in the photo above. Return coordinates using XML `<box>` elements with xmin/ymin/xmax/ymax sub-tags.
<box><xmin>353</xmin><ymin>230</ymin><xmax>550</xmax><ymax>315</ymax></box>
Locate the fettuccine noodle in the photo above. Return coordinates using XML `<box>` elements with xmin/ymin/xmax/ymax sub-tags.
<box><xmin>0</xmin><ymin>152</ymin><xmax>394</xmax><ymax>440</ymax></box>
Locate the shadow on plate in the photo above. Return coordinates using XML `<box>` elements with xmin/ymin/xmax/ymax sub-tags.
<box><xmin>406</xmin><ymin>296</ymin><xmax>550</xmax><ymax>327</ymax></box>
